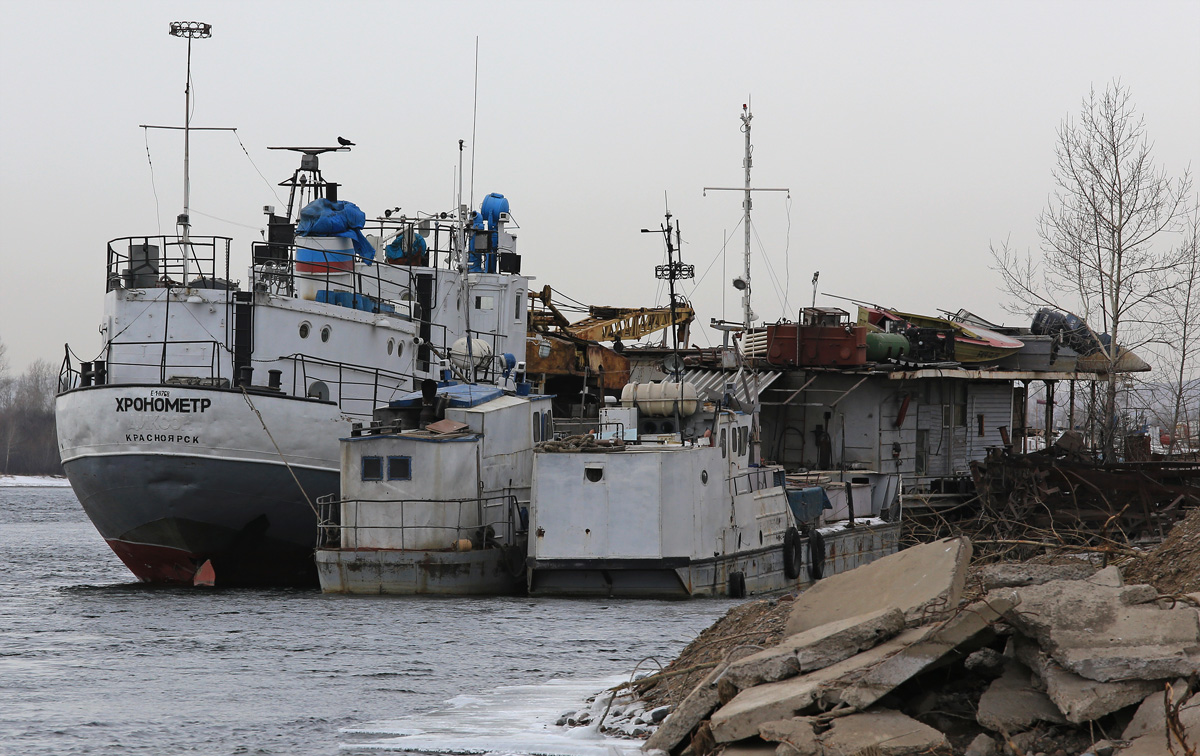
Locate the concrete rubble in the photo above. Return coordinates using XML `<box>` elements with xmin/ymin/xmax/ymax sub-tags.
<box><xmin>637</xmin><ymin>536</ymin><xmax>1200</xmax><ymax>755</ymax></box>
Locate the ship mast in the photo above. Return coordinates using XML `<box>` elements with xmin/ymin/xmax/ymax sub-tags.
<box><xmin>704</xmin><ymin>104</ymin><xmax>790</xmax><ymax>332</ymax></box>
<box><xmin>142</xmin><ymin>22</ymin><xmax>236</xmax><ymax>284</ymax></box>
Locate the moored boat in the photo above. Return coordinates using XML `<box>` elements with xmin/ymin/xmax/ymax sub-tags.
<box><xmin>525</xmin><ymin>381</ymin><xmax>901</xmax><ymax>598</ymax></box>
<box><xmin>314</xmin><ymin>382</ymin><xmax>547</xmax><ymax>595</ymax></box>
<box><xmin>54</xmin><ymin>32</ymin><xmax>531</xmax><ymax>586</ymax></box>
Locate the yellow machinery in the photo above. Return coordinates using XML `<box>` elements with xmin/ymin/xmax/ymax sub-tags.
<box><xmin>524</xmin><ymin>287</ymin><xmax>695</xmax><ymax>397</ymax></box>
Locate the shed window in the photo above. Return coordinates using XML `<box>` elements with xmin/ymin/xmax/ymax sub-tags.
<box><xmin>387</xmin><ymin>456</ymin><xmax>412</xmax><ymax>481</ymax></box>
<box><xmin>361</xmin><ymin>456</ymin><xmax>383</xmax><ymax>481</ymax></box>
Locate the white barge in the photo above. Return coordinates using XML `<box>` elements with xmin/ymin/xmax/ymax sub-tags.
<box><xmin>526</xmin><ymin>383</ymin><xmax>901</xmax><ymax>598</ymax></box>
<box><xmin>315</xmin><ymin>382</ymin><xmax>550</xmax><ymax>594</ymax></box>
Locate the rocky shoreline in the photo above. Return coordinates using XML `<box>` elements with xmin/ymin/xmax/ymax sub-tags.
<box><xmin>561</xmin><ymin>506</ymin><xmax>1200</xmax><ymax>756</ymax></box>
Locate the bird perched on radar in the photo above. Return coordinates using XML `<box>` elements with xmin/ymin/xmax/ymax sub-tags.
<box><xmin>337</xmin><ymin>136</ymin><xmax>355</xmax><ymax>146</ymax></box>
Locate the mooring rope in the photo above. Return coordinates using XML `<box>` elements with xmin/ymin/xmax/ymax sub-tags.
<box><xmin>239</xmin><ymin>386</ymin><xmax>319</xmax><ymax>518</ymax></box>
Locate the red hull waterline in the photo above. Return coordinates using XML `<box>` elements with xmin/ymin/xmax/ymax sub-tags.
<box><xmin>106</xmin><ymin>539</ymin><xmax>207</xmax><ymax>585</ymax></box>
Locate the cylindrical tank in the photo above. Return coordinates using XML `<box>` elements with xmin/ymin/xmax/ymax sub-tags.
<box><xmin>449</xmin><ymin>337</ymin><xmax>493</xmax><ymax>372</ymax></box>
<box><xmin>295</xmin><ymin>236</ymin><xmax>356</xmax><ymax>301</ymax></box>
<box><xmin>866</xmin><ymin>331</ymin><xmax>910</xmax><ymax>362</ymax></box>
<box><xmin>620</xmin><ymin>381</ymin><xmax>700</xmax><ymax>417</ymax></box>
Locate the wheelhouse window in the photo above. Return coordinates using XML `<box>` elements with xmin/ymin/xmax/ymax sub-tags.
<box><xmin>474</xmin><ymin>295</ymin><xmax>494</xmax><ymax>310</ymax></box>
<box><xmin>387</xmin><ymin>456</ymin><xmax>411</xmax><ymax>481</ymax></box>
<box><xmin>361</xmin><ymin>456</ymin><xmax>383</xmax><ymax>481</ymax></box>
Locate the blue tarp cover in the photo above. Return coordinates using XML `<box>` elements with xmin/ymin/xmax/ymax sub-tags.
<box><xmin>786</xmin><ymin>486</ymin><xmax>833</xmax><ymax>525</ymax></box>
<box><xmin>389</xmin><ymin>383</ymin><xmax>506</xmax><ymax>409</ymax></box>
<box><xmin>385</xmin><ymin>232</ymin><xmax>427</xmax><ymax>264</ymax></box>
<box><xmin>295</xmin><ymin>198</ymin><xmax>375</xmax><ymax>263</ymax></box>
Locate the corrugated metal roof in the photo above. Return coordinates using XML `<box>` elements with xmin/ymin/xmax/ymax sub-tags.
<box><xmin>681</xmin><ymin>368</ymin><xmax>781</xmax><ymax>407</ymax></box>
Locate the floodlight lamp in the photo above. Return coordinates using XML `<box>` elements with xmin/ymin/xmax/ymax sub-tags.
<box><xmin>169</xmin><ymin>21</ymin><xmax>212</xmax><ymax>39</ymax></box>
<box><xmin>732</xmin><ymin>277</ymin><xmax>747</xmax><ymax>291</ymax></box>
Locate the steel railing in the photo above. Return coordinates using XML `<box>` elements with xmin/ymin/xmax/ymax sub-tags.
<box><xmin>317</xmin><ymin>493</ymin><xmax>525</xmax><ymax>551</ymax></box>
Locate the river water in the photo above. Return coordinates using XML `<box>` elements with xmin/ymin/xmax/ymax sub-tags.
<box><xmin>0</xmin><ymin>486</ymin><xmax>735</xmax><ymax>756</ymax></box>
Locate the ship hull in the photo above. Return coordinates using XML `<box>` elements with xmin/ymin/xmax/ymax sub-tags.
<box><xmin>527</xmin><ymin>520</ymin><xmax>901</xmax><ymax>598</ymax></box>
<box><xmin>57</xmin><ymin>384</ymin><xmax>347</xmax><ymax>586</ymax></box>
<box><xmin>65</xmin><ymin>453</ymin><xmax>337</xmax><ymax>586</ymax></box>
<box><xmin>315</xmin><ymin>546</ymin><xmax>526</xmax><ymax>595</ymax></box>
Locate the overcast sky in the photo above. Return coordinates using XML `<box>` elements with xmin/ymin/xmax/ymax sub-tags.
<box><xmin>1</xmin><ymin>0</ymin><xmax>1197</xmax><ymax>376</ymax></box>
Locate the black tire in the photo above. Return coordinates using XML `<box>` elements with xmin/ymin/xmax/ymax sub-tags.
<box><xmin>783</xmin><ymin>527</ymin><xmax>802</xmax><ymax>580</ymax></box>
<box><xmin>728</xmin><ymin>570</ymin><xmax>747</xmax><ymax>599</ymax></box>
<box><xmin>808</xmin><ymin>530</ymin><xmax>826</xmax><ymax>581</ymax></box>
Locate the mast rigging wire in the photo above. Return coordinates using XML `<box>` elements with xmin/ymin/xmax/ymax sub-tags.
<box><xmin>232</xmin><ymin>130</ymin><xmax>285</xmax><ymax>207</ymax></box>
<box><xmin>143</xmin><ymin>128</ymin><xmax>163</xmax><ymax>236</ymax></box>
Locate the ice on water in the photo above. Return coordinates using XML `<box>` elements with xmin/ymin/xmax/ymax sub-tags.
<box><xmin>0</xmin><ymin>475</ymin><xmax>72</xmax><ymax>487</ymax></box>
<box><xmin>342</xmin><ymin>675</ymin><xmax>641</xmax><ymax>755</ymax></box>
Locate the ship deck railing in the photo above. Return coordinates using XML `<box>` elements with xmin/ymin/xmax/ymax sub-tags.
<box><xmin>316</xmin><ymin>493</ymin><xmax>525</xmax><ymax>551</ymax></box>
<box><xmin>58</xmin><ymin>339</ymin><xmax>228</xmax><ymax>392</ymax></box>
<box><xmin>106</xmin><ymin>235</ymin><xmax>234</xmax><ymax>293</ymax></box>
<box><xmin>729</xmin><ymin>466</ymin><xmax>787</xmax><ymax>496</ymax></box>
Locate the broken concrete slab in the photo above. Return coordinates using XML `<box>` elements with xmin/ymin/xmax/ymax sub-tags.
<box><xmin>1089</xmin><ymin>564</ymin><xmax>1125</xmax><ymax>587</ymax></box>
<box><xmin>784</xmin><ymin>537</ymin><xmax>971</xmax><ymax>636</ymax></box>
<box><xmin>709</xmin><ymin>628</ymin><xmax>929</xmax><ymax>743</ymax></box>
<box><xmin>996</xmin><ymin>575</ymin><xmax>1200</xmax><ymax>682</ymax></box>
<box><xmin>714</xmin><ymin>740</ymin><xmax>777</xmax><ymax>756</ymax></box>
<box><xmin>756</xmin><ymin>717</ymin><xmax>819</xmax><ymax>756</ymax></box>
<box><xmin>641</xmin><ymin>662</ymin><xmax>727</xmax><ymax>752</ymax></box>
<box><xmin>723</xmin><ymin>608</ymin><xmax>905</xmax><ymax>689</ymax></box>
<box><xmin>818</xmin><ymin>709</ymin><xmax>951</xmax><ymax>755</ymax></box>
<box><xmin>1119</xmin><ymin>695</ymin><xmax>1200</xmax><ymax>756</ymax></box>
<box><xmin>1122</xmin><ymin>679</ymin><xmax>1191</xmax><ymax>740</ymax></box>
<box><xmin>832</xmin><ymin>597</ymin><xmax>1015</xmax><ymax>710</ymax></box>
<box><xmin>1010</xmin><ymin>635</ymin><xmax>1163</xmax><ymax>723</ymax></box>
<box><xmin>976</xmin><ymin>658</ymin><xmax>1065</xmax><ymax>732</ymax></box>
<box><xmin>977</xmin><ymin>562</ymin><xmax>1096</xmax><ymax>591</ymax></box>
<box><xmin>963</xmin><ymin>733</ymin><xmax>999</xmax><ymax>756</ymax></box>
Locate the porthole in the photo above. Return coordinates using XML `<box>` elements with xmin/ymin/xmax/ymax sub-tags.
<box><xmin>584</xmin><ymin>466</ymin><xmax>604</xmax><ymax>483</ymax></box>
<box><xmin>396</xmin><ymin>340</ymin><xmax>404</xmax><ymax>358</ymax></box>
<box><xmin>387</xmin><ymin>338</ymin><xmax>395</xmax><ymax>355</ymax></box>
<box><xmin>320</xmin><ymin>325</ymin><xmax>331</xmax><ymax>343</ymax></box>
<box><xmin>701</xmin><ymin>470</ymin><xmax>709</xmax><ymax>485</ymax></box>
<box><xmin>299</xmin><ymin>322</ymin><xmax>311</xmax><ymax>339</ymax></box>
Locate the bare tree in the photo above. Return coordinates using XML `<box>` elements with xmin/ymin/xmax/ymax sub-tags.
<box><xmin>0</xmin><ymin>337</ymin><xmax>16</xmax><ymax>472</ymax></box>
<box><xmin>992</xmin><ymin>80</ymin><xmax>1192</xmax><ymax>460</ymax></box>
<box><xmin>1148</xmin><ymin>200</ymin><xmax>1200</xmax><ymax>451</ymax></box>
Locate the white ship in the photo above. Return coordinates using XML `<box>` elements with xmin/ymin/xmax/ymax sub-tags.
<box><xmin>526</xmin><ymin>381</ymin><xmax>900</xmax><ymax>597</ymax></box>
<box><xmin>56</xmin><ymin>125</ymin><xmax>530</xmax><ymax>585</ymax></box>
<box><xmin>314</xmin><ymin>382</ymin><xmax>548</xmax><ymax>594</ymax></box>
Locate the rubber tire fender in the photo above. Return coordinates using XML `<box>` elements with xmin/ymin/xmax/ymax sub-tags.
<box><xmin>782</xmin><ymin>526</ymin><xmax>803</xmax><ymax>580</ymax></box>
<box><xmin>728</xmin><ymin>570</ymin><xmax>747</xmax><ymax>599</ymax></box>
<box><xmin>808</xmin><ymin>529</ymin><xmax>826</xmax><ymax>581</ymax></box>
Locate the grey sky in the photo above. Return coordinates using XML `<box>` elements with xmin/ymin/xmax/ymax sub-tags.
<box><xmin>1</xmin><ymin>0</ymin><xmax>1197</xmax><ymax>375</ymax></box>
